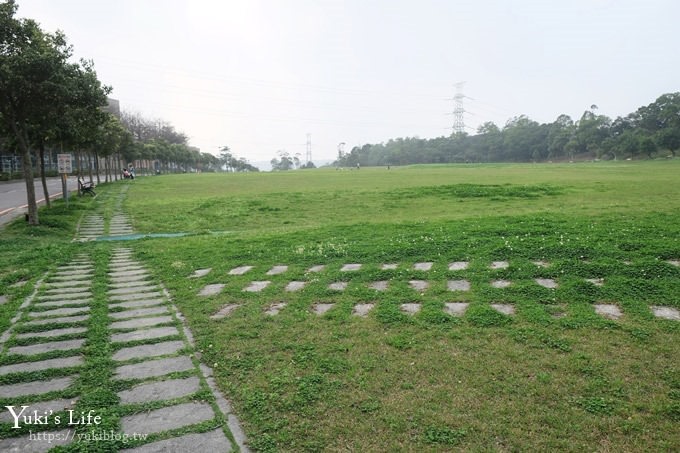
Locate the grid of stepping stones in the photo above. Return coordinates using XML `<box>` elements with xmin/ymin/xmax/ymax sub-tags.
<box><xmin>193</xmin><ymin>260</ymin><xmax>679</xmax><ymax>323</ymax></box>
<box><xmin>0</xmin><ymin>249</ymin><xmax>247</xmax><ymax>451</ymax></box>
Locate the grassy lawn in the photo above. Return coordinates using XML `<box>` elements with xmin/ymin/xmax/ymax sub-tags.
<box><xmin>1</xmin><ymin>161</ymin><xmax>679</xmax><ymax>451</ymax></box>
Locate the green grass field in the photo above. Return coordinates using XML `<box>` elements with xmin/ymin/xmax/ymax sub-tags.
<box><xmin>1</xmin><ymin>161</ymin><xmax>679</xmax><ymax>451</ymax></box>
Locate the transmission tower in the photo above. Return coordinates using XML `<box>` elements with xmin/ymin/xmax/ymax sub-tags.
<box><xmin>305</xmin><ymin>133</ymin><xmax>312</xmax><ymax>165</ymax></box>
<box><xmin>452</xmin><ymin>82</ymin><xmax>466</xmax><ymax>134</ymax></box>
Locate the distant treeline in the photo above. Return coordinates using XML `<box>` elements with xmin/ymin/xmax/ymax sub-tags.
<box><xmin>334</xmin><ymin>93</ymin><xmax>680</xmax><ymax>167</ymax></box>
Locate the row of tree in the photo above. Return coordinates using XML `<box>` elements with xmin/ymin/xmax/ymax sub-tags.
<box><xmin>335</xmin><ymin>93</ymin><xmax>680</xmax><ymax>167</ymax></box>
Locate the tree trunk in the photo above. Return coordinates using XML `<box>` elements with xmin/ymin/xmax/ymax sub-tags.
<box><xmin>11</xmin><ymin>123</ymin><xmax>39</xmax><ymax>225</ymax></box>
<box><xmin>38</xmin><ymin>140</ymin><xmax>51</xmax><ymax>208</ymax></box>
<box><xmin>94</xmin><ymin>150</ymin><xmax>101</xmax><ymax>185</ymax></box>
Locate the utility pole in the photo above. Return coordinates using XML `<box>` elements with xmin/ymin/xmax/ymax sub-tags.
<box><xmin>452</xmin><ymin>82</ymin><xmax>466</xmax><ymax>134</ymax></box>
<box><xmin>305</xmin><ymin>133</ymin><xmax>312</xmax><ymax>166</ymax></box>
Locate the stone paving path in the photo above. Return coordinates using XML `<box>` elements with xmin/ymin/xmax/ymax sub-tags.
<box><xmin>76</xmin><ymin>184</ymin><xmax>135</xmax><ymax>241</ymax></box>
<box><xmin>196</xmin><ymin>260</ymin><xmax>680</xmax><ymax>322</ymax></box>
<box><xmin>0</xmin><ymin>249</ymin><xmax>248</xmax><ymax>452</ymax></box>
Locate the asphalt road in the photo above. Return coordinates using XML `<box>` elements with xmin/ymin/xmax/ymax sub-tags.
<box><xmin>0</xmin><ymin>176</ymin><xmax>80</xmax><ymax>226</ymax></box>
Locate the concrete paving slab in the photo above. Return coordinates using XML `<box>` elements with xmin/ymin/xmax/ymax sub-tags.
<box><xmin>228</xmin><ymin>265</ymin><xmax>253</xmax><ymax>275</ymax></box>
<box><xmin>49</xmin><ymin>274</ymin><xmax>91</xmax><ymax>281</ymax></box>
<box><xmin>0</xmin><ymin>295</ymin><xmax>8</xmax><ymax>305</ymax></box>
<box><xmin>491</xmin><ymin>280</ymin><xmax>512</xmax><ymax>289</ymax></box>
<box><xmin>110</xmin><ymin>306</ymin><xmax>170</xmax><ymax>320</ymax></box>
<box><xmin>118</xmin><ymin>376</ymin><xmax>201</xmax><ymax>404</ymax></box>
<box><xmin>210</xmin><ymin>304</ymin><xmax>242</xmax><ymax>320</ymax></box>
<box><xmin>651</xmin><ymin>306</ymin><xmax>680</xmax><ymax>321</ymax></box>
<box><xmin>312</xmin><ymin>303</ymin><xmax>334</xmax><ymax>315</ymax></box>
<box><xmin>111</xmin><ymin>326</ymin><xmax>180</xmax><ymax>344</ymax></box>
<box><xmin>109</xmin><ymin>280</ymin><xmax>155</xmax><ymax>289</ymax></box>
<box><xmin>110</xmin><ymin>275</ymin><xmax>153</xmax><ymax>284</ymax></box>
<box><xmin>0</xmin><ymin>376</ymin><xmax>73</xmax><ymax>397</ymax></box>
<box><xmin>491</xmin><ymin>303</ymin><xmax>515</xmax><ymax>315</ymax></box>
<box><xmin>109</xmin><ymin>285</ymin><xmax>161</xmax><ymax>296</ymax></box>
<box><xmin>110</xmin><ymin>299</ymin><xmax>165</xmax><ymax>310</ymax></box>
<box><xmin>264</xmin><ymin>302</ymin><xmax>287</xmax><ymax>316</ymax></box>
<box><xmin>594</xmin><ymin>304</ymin><xmax>622</xmax><ymax>320</ymax></box>
<box><xmin>409</xmin><ymin>280</ymin><xmax>429</xmax><ymax>291</ymax></box>
<box><xmin>0</xmin><ymin>398</ymin><xmax>77</xmax><ymax>423</ymax></box>
<box><xmin>352</xmin><ymin>303</ymin><xmax>374</xmax><ymax>317</ymax></box>
<box><xmin>55</xmin><ymin>269</ymin><xmax>94</xmax><ymax>277</ymax></box>
<box><xmin>414</xmin><ymin>262</ymin><xmax>433</xmax><ymax>271</ymax></box>
<box><xmin>122</xmin><ymin>428</ymin><xmax>232</xmax><ymax>453</ymax></box>
<box><xmin>448</xmin><ymin>261</ymin><xmax>469</xmax><ymax>271</ymax></box>
<box><xmin>341</xmin><ymin>263</ymin><xmax>362</xmax><ymax>272</ymax></box>
<box><xmin>0</xmin><ymin>429</ymin><xmax>72</xmax><ymax>451</ymax></box>
<box><xmin>43</xmin><ymin>280</ymin><xmax>90</xmax><ymax>288</ymax></box>
<box><xmin>28</xmin><ymin>306</ymin><xmax>90</xmax><ymax>318</ymax></box>
<box><xmin>113</xmin><ymin>355</ymin><xmax>193</xmax><ymax>380</ymax></box>
<box><xmin>0</xmin><ymin>356</ymin><xmax>83</xmax><ymax>375</ymax></box>
<box><xmin>307</xmin><ymin>265</ymin><xmax>325</xmax><ymax>273</ymax></box>
<box><xmin>447</xmin><ymin>280</ymin><xmax>471</xmax><ymax>291</ymax></box>
<box><xmin>111</xmin><ymin>316</ymin><xmax>174</xmax><ymax>330</ymax></box>
<box><xmin>285</xmin><ymin>281</ymin><xmax>307</xmax><ymax>292</ymax></box>
<box><xmin>400</xmin><ymin>303</ymin><xmax>421</xmax><ymax>315</ymax></box>
<box><xmin>110</xmin><ymin>292</ymin><xmax>164</xmax><ymax>302</ymax></box>
<box><xmin>33</xmin><ymin>298</ymin><xmax>91</xmax><ymax>308</ymax></box>
<box><xmin>189</xmin><ymin>268</ymin><xmax>212</xmax><ymax>278</ymax></box>
<box><xmin>15</xmin><ymin>327</ymin><xmax>87</xmax><ymax>339</ymax></box>
<box><xmin>243</xmin><ymin>281</ymin><xmax>270</xmax><ymax>292</ymax></box>
<box><xmin>24</xmin><ymin>314</ymin><xmax>89</xmax><ymax>326</ymax></box>
<box><xmin>533</xmin><ymin>260</ymin><xmax>550</xmax><ymax>268</ymax></box>
<box><xmin>109</xmin><ymin>270</ymin><xmax>149</xmax><ymax>278</ymax></box>
<box><xmin>328</xmin><ymin>282</ymin><xmax>347</xmax><ymax>291</ymax></box>
<box><xmin>266</xmin><ymin>265</ymin><xmax>288</xmax><ymax>275</ymax></box>
<box><xmin>535</xmin><ymin>278</ymin><xmax>558</xmax><ymax>289</ymax></box>
<box><xmin>381</xmin><ymin>264</ymin><xmax>398</xmax><ymax>270</ymax></box>
<box><xmin>586</xmin><ymin>278</ymin><xmax>604</xmax><ymax>286</ymax></box>
<box><xmin>38</xmin><ymin>291</ymin><xmax>92</xmax><ymax>301</ymax></box>
<box><xmin>113</xmin><ymin>341</ymin><xmax>186</xmax><ymax>362</ymax></box>
<box><xmin>198</xmin><ymin>284</ymin><xmax>225</xmax><ymax>297</ymax></box>
<box><xmin>490</xmin><ymin>261</ymin><xmax>509</xmax><ymax>269</ymax></box>
<box><xmin>8</xmin><ymin>339</ymin><xmax>85</xmax><ymax>356</ymax></box>
<box><xmin>368</xmin><ymin>281</ymin><xmax>388</xmax><ymax>291</ymax></box>
<box><xmin>444</xmin><ymin>302</ymin><xmax>469</xmax><ymax>316</ymax></box>
<box><xmin>667</xmin><ymin>260</ymin><xmax>680</xmax><ymax>267</ymax></box>
<box><xmin>120</xmin><ymin>402</ymin><xmax>215</xmax><ymax>436</ymax></box>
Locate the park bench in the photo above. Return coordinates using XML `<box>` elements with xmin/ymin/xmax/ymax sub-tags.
<box><xmin>77</xmin><ymin>176</ymin><xmax>96</xmax><ymax>197</ymax></box>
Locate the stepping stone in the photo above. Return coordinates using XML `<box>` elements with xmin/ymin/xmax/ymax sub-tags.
<box><xmin>0</xmin><ymin>430</ymin><xmax>72</xmax><ymax>450</ymax></box>
<box><xmin>352</xmin><ymin>303</ymin><xmax>374</xmax><ymax>317</ymax></box>
<box><xmin>381</xmin><ymin>264</ymin><xmax>398</xmax><ymax>270</ymax></box>
<box><xmin>328</xmin><ymin>282</ymin><xmax>347</xmax><ymax>291</ymax></box>
<box><xmin>109</xmin><ymin>270</ymin><xmax>149</xmax><ymax>278</ymax></box>
<box><xmin>113</xmin><ymin>341</ymin><xmax>185</xmax><ymax>362</ymax></box>
<box><xmin>285</xmin><ymin>281</ymin><xmax>307</xmax><ymax>292</ymax></box>
<box><xmin>586</xmin><ymin>278</ymin><xmax>604</xmax><ymax>287</ymax></box>
<box><xmin>532</xmin><ymin>260</ymin><xmax>550</xmax><ymax>268</ymax></box>
<box><xmin>264</xmin><ymin>302</ymin><xmax>287</xmax><ymax>316</ymax></box>
<box><xmin>341</xmin><ymin>263</ymin><xmax>362</xmax><ymax>272</ymax></box>
<box><xmin>113</xmin><ymin>355</ymin><xmax>193</xmax><ymax>379</ymax></box>
<box><xmin>447</xmin><ymin>280</ymin><xmax>470</xmax><ymax>291</ymax></box>
<box><xmin>535</xmin><ymin>278</ymin><xmax>558</xmax><ymax>289</ymax></box>
<box><xmin>409</xmin><ymin>280</ymin><xmax>429</xmax><ymax>291</ymax></box>
<box><xmin>9</xmin><ymin>339</ymin><xmax>86</xmax><ymax>356</ymax></box>
<box><xmin>120</xmin><ymin>402</ymin><xmax>214</xmax><ymax>436</ymax></box>
<box><xmin>400</xmin><ymin>303</ymin><xmax>421</xmax><ymax>315</ymax></box>
<box><xmin>368</xmin><ymin>281</ymin><xmax>388</xmax><ymax>291</ymax></box>
<box><xmin>111</xmin><ymin>316</ymin><xmax>173</xmax><ymax>330</ymax></box>
<box><xmin>448</xmin><ymin>261</ymin><xmax>469</xmax><ymax>271</ymax></box>
<box><xmin>110</xmin><ymin>280</ymin><xmax>155</xmax><ymax>289</ymax></box>
<box><xmin>413</xmin><ymin>262</ymin><xmax>433</xmax><ymax>271</ymax></box>
<box><xmin>110</xmin><ymin>285</ymin><xmax>161</xmax><ymax>296</ymax></box>
<box><xmin>307</xmin><ymin>265</ymin><xmax>325</xmax><ymax>273</ymax></box>
<box><xmin>110</xmin><ymin>306</ymin><xmax>170</xmax><ymax>320</ymax></box>
<box><xmin>110</xmin><ymin>265</ymin><xmax>145</xmax><ymax>272</ymax></box>
<box><xmin>651</xmin><ymin>306</ymin><xmax>680</xmax><ymax>321</ymax></box>
<box><xmin>33</xmin><ymin>299</ymin><xmax>91</xmax><ymax>308</ymax></box>
<box><xmin>110</xmin><ymin>299</ymin><xmax>165</xmax><ymax>310</ymax></box>
<box><xmin>594</xmin><ymin>304</ymin><xmax>622</xmax><ymax>320</ymax></box>
<box><xmin>24</xmin><ymin>314</ymin><xmax>89</xmax><ymax>326</ymax></box>
<box><xmin>56</xmin><ymin>269</ymin><xmax>93</xmax><ymax>277</ymax></box>
<box><xmin>10</xmin><ymin>280</ymin><xmax>28</xmax><ymax>287</ymax></box>
<box><xmin>210</xmin><ymin>304</ymin><xmax>241</xmax><ymax>320</ymax></box>
<box><xmin>111</xmin><ymin>275</ymin><xmax>152</xmax><ymax>284</ymax></box>
<box><xmin>44</xmin><ymin>280</ymin><xmax>90</xmax><ymax>288</ymax></box>
<box><xmin>0</xmin><ymin>356</ymin><xmax>83</xmax><ymax>375</ymax></box>
<box><xmin>444</xmin><ymin>302</ymin><xmax>469</xmax><ymax>316</ymax></box>
<box><xmin>228</xmin><ymin>265</ymin><xmax>253</xmax><ymax>275</ymax></box>
<box><xmin>491</xmin><ymin>303</ymin><xmax>515</xmax><ymax>315</ymax></box>
<box><xmin>667</xmin><ymin>260</ymin><xmax>680</xmax><ymax>267</ymax></box>
<box><xmin>266</xmin><ymin>265</ymin><xmax>288</xmax><ymax>275</ymax></box>
<box><xmin>111</xmin><ymin>326</ymin><xmax>180</xmax><ymax>344</ymax></box>
<box><xmin>0</xmin><ymin>295</ymin><xmax>8</xmax><ymax>305</ymax></box>
<box><xmin>0</xmin><ymin>398</ymin><xmax>77</xmax><ymax>423</ymax></box>
<box><xmin>110</xmin><ymin>292</ymin><xmax>164</xmax><ymax>301</ymax></box>
<box><xmin>189</xmin><ymin>268</ymin><xmax>212</xmax><ymax>278</ymax></box>
<box><xmin>39</xmin><ymin>291</ymin><xmax>92</xmax><ymax>300</ymax></box>
<box><xmin>312</xmin><ymin>303</ymin><xmax>334</xmax><ymax>315</ymax></box>
<box><xmin>29</xmin><ymin>306</ymin><xmax>90</xmax><ymax>318</ymax></box>
<box><xmin>15</xmin><ymin>327</ymin><xmax>87</xmax><ymax>339</ymax></box>
<box><xmin>123</xmin><ymin>428</ymin><xmax>231</xmax><ymax>453</ymax></box>
<box><xmin>49</xmin><ymin>273</ymin><xmax>91</xmax><ymax>281</ymax></box>
<box><xmin>490</xmin><ymin>261</ymin><xmax>509</xmax><ymax>269</ymax></box>
<box><xmin>0</xmin><ymin>376</ymin><xmax>73</xmax><ymax>397</ymax></box>
<box><xmin>118</xmin><ymin>376</ymin><xmax>200</xmax><ymax>404</ymax></box>
<box><xmin>491</xmin><ymin>280</ymin><xmax>512</xmax><ymax>289</ymax></box>
<box><xmin>243</xmin><ymin>281</ymin><xmax>271</xmax><ymax>292</ymax></box>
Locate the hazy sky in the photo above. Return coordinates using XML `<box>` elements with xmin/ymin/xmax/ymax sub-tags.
<box><xmin>17</xmin><ymin>0</ymin><xmax>679</xmax><ymax>165</ymax></box>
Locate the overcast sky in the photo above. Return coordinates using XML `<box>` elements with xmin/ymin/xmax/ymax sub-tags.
<box><xmin>17</xmin><ymin>0</ymin><xmax>679</xmax><ymax>165</ymax></box>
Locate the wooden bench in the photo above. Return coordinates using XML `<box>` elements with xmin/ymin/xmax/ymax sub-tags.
<box><xmin>78</xmin><ymin>177</ymin><xmax>96</xmax><ymax>197</ymax></box>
